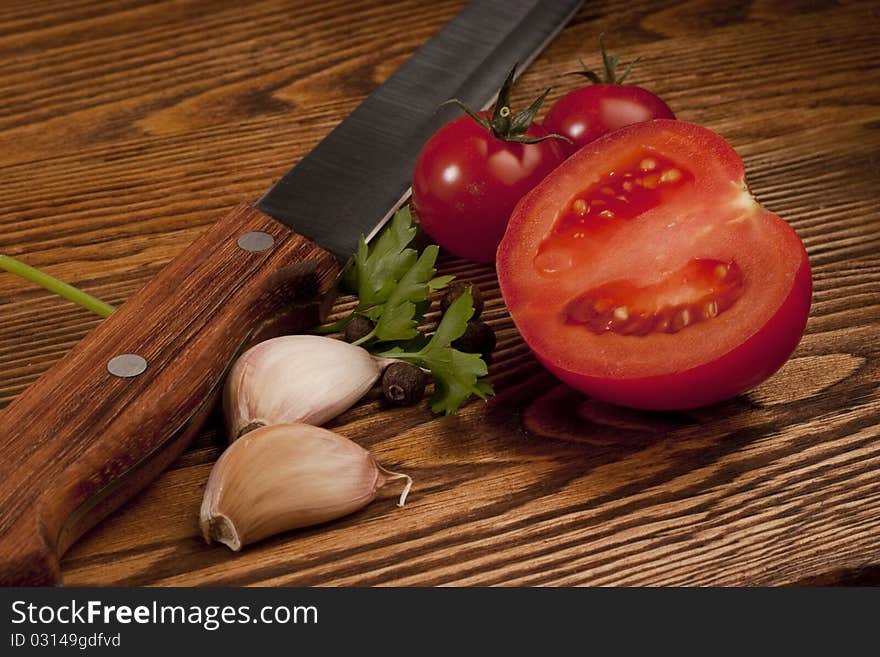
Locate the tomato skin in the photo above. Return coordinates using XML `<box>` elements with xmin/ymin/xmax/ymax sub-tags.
<box><xmin>412</xmin><ymin>114</ymin><xmax>565</xmax><ymax>263</ymax></box>
<box><xmin>543</xmin><ymin>84</ymin><xmax>675</xmax><ymax>156</ymax></box>
<box><xmin>497</xmin><ymin>119</ymin><xmax>812</xmax><ymax>410</ymax></box>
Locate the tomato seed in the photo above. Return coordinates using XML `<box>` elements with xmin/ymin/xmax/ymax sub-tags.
<box><xmin>660</xmin><ymin>168</ymin><xmax>682</xmax><ymax>183</ymax></box>
<box><xmin>671</xmin><ymin>309</ymin><xmax>691</xmax><ymax>332</ymax></box>
<box><xmin>641</xmin><ymin>174</ymin><xmax>660</xmax><ymax>189</ymax></box>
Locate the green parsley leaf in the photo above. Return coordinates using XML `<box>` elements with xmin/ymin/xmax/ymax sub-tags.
<box><xmin>376</xmin><ymin>289</ymin><xmax>494</xmax><ymax>414</ymax></box>
<box><xmin>348</xmin><ymin>208</ymin><xmax>454</xmax><ymax>345</ymax></box>
<box><xmin>372</xmin><ymin>245</ymin><xmax>438</xmax><ymax>341</ymax></box>
<box><xmin>351</xmin><ymin>207</ymin><xmax>418</xmax><ymax>310</ymax></box>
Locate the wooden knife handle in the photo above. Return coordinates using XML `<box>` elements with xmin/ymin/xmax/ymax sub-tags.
<box><xmin>0</xmin><ymin>203</ymin><xmax>339</xmax><ymax>585</ymax></box>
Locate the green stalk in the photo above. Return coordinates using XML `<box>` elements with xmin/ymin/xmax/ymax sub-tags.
<box><xmin>0</xmin><ymin>254</ymin><xmax>115</xmax><ymax>318</ymax></box>
<box><xmin>351</xmin><ymin>328</ymin><xmax>376</xmax><ymax>347</ymax></box>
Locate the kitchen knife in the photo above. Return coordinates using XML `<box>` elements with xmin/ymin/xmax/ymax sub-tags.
<box><xmin>0</xmin><ymin>0</ymin><xmax>582</xmax><ymax>585</ymax></box>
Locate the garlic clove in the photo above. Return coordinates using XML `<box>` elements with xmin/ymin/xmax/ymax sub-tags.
<box><xmin>200</xmin><ymin>423</ymin><xmax>411</xmax><ymax>551</ymax></box>
<box><xmin>223</xmin><ymin>335</ymin><xmax>386</xmax><ymax>441</ymax></box>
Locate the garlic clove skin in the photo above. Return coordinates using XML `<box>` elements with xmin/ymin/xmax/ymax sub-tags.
<box><xmin>224</xmin><ymin>335</ymin><xmax>386</xmax><ymax>441</ymax></box>
<box><xmin>200</xmin><ymin>423</ymin><xmax>411</xmax><ymax>551</ymax></box>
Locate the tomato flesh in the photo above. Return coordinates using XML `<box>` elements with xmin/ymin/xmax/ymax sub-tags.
<box><xmin>534</xmin><ymin>152</ymin><xmax>693</xmax><ymax>275</ymax></box>
<box><xmin>563</xmin><ymin>258</ymin><xmax>745</xmax><ymax>336</ymax></box>
<box><xmin>497</xmin><ymin>120</ymin><xmax>812</xmax><ymax>410</ymax></box>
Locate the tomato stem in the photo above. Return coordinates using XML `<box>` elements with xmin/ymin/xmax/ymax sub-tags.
<box><xmin>444</xmin><ymin>64</ymin><xmax>571</xmax><ymax>146</ymax></box>
<box><xmin>571</xmin><ymin>34</ymin><xmax>641</xmax><ymax>85</ymax></box>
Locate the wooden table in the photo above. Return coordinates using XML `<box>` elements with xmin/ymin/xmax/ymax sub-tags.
<box><xmin>1</xmin><ymin>0</ymin><xmax>878</xmax><ymax>586</ymax></box>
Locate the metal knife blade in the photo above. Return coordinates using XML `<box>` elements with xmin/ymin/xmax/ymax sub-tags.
<box><xmin>257</xmin><ymin>0</ymin><xmax>583</xmax><ymax>259</ymax></box>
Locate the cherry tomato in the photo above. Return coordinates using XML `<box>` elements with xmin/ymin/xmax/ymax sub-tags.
<box><xmin>497</xmin><ymin>120</ymin><xmax>812</xmax><ymax>410</ymax></box>
<box><xmin>544</xmin><ymin>84</ymin><xmax>675</xmax><ymax>156</ymax></box>
<box><xmin>412</xmin><ymin>113</ymin><xmax>565</xmax><ymax>263</ymax></box>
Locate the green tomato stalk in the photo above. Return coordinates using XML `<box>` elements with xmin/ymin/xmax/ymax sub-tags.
<box><xmin>444</xmin><ymin>63</ymin><xmax>571</xmax><ymax>146</ymax></box>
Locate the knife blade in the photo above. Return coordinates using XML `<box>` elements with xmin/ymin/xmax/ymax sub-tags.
<box><xmin>257</xmin><ymin>0</ymin><xmax>583</xmax><ymax>258</ymax></box>
<box><xmin>0</xmin><ymin>0</ymin><xmax>582</xmax><ymax>585</ymax></box>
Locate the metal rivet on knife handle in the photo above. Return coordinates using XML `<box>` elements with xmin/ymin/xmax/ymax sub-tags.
<box><xmin>237</xmin><ymin>231</ymin><xmax>275</xmax><ymax>252</ymax></box>
<box><xmin>107</xmin><ymin>354</ymin><xmax>148</xmax><ymax>378</ymax></box>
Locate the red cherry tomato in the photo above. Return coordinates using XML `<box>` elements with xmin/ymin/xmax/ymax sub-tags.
<box><xmin>412</xmin><ymin>114</ymin><xmax>565</xmax><ymax>263</ymax></box>
<box><xmin>497</xmin><ymin>120</ymin><xmax>812</xmax><ymax>410</ymax></box>
<box><xmin>544</xmin><ymin>84</ymin><xmax>675</xmax><ymax>156</ymax></box>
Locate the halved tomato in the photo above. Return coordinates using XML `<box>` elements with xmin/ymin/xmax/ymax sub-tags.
<box><xmin>497</xmin><ymin>120</ymin><xmax>812</xmax><ymax>410</ymax></box>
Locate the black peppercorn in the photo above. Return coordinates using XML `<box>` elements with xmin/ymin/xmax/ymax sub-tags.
<box><xmin>440</xmin><ymin>282</ymin><xmax>484</xmax><ymax>319</ymax></box>
<box><xmin>344</xmin><ymin>315</ymin><xmax>375</xmax><ymax>343</ymax></box>
<box><xmin>382</xmin><ymin>362</ymin><xmax>428</xmax><ymax>406</ymax></box>
<box><xmin>452</xmin><ymin>320</ymin><xmax>496</xmax><ymax>357</ymax></box>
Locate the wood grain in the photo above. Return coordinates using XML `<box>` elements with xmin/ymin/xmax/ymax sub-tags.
<box><xmin>0</xmin><ymin>0</ymin><xmax>878</xmax><ymax>586</ymax></box>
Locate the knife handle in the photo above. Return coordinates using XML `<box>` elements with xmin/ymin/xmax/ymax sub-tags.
<box><xmin>0</xmin><ymin>203</ymin><xmax>339</xmax><ymax>585</ymax></box>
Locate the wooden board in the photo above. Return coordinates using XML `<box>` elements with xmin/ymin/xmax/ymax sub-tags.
<box><xmin>0</xmin><ymin>0</ymin><xmax>878</xmax><ymax>586</ymax></box>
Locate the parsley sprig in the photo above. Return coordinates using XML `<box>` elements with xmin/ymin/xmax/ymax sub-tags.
<box><xmin>347</xmin><ymin>207</ymin><xmax>454</xmax><ymax>344</ymax></box>
<box><xmin>334</xmin><ymin>207</ymin><xmax>493</xmax><ymax>414</ymax></box>
<box><xmin>376</xmin><ymin>288</ymin><xmax>493</xmax><ymax>415</ymax></box>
